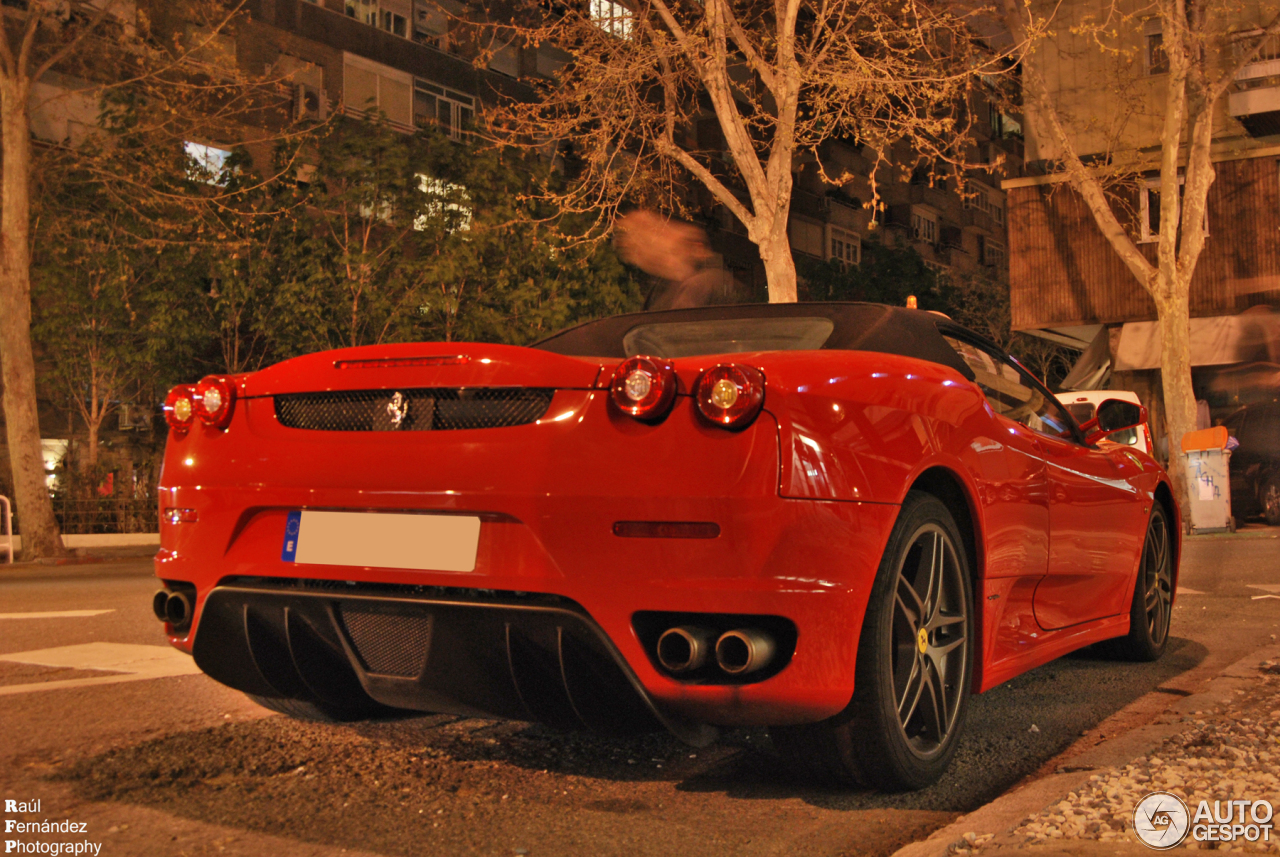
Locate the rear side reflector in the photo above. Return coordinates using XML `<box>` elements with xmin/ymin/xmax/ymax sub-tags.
<box><xmin>612</xmin><ymin>521</ymin><xmax>721</xmax><ymax>539</ymax></box>
<box><xmin>164</xmin><ymin>508</ymin><xmax>198</xmax><ymax>524</ymax></box>
<box><xmin>335</xmin><ymin>356</ymin><xmax>471</xmax><ymax>369</ymax></box>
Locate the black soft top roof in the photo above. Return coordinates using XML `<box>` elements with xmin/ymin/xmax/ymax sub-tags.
<box><xmin>533</xmin><ymin>302</ymin><xmax>976</xmax><ymax>381</ymax></box>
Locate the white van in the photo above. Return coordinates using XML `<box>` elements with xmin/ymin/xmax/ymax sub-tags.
<box><xmin>1055</xmin><ymin>391</ymin><xmax>1153</xmax><ymax>455</ymax></box>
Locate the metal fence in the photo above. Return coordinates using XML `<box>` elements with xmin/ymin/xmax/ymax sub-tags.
<box><xmin>49</xmin><ymin>464</ymin><xmax>160</xmax><ymax>535</ymax></box>
<box><xmin>53</xmin><ymin>494</ymin><xmax>159</xmax><ymax>535</ymax></box>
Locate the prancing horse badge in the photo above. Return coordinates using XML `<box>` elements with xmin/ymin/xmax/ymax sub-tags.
<box><xmin>386</xmin><ymin>392</ymin><xmax>409</xmax><ymax>429</ymax></box>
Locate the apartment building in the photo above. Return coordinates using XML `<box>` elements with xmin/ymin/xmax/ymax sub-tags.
<box><xmin>674</xmin><ymin>94</ymin><xmax>1024</xmax><ymax>302</ymax></box>
<box><xmin>1003</xmin><ymin>5</ymin><xmax>1280</xmax><ymax>431</ymax></box>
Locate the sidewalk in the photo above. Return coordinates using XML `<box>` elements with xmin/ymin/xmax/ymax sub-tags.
<box><xmin>895</xmin><ymin>646</ymin><xmax>1280</xmax><ymax>856</ymax></box>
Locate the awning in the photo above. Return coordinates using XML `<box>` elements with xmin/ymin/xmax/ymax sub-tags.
<box><xmin>1059</xmin><ymin>327</ymin><xmax>1111</xmax><ymax>391</ymax></box>
<box><xmin>1112</xmin><ymin>308</ymin><xmax>1280</xmax><ymax>371</ymax></box>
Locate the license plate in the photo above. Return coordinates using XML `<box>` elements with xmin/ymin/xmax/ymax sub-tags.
<box><xmin>281</xmin><ymin>510</ymin><xmax>481</xmax><ymax>572</ymax></box>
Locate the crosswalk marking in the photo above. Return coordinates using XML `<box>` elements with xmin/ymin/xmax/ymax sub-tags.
<box><xmin>0</xmin><ymin>610</ymin><xmax>115</xmax><ymax>619</ymax></box>
<box><xmin>0</xmin><ymin>642</ymin><xmax>201</xmax><ymax>696</ymax></box>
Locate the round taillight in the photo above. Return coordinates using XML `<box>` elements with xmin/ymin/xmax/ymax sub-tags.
<box><xmin>194</xmin><ymin>375</ymin><xmax>236</xmax><ymax>428</ymax></box>
<box><xmin>609</xmin><ymin>356</ymin><xmax>677</xmax><ymax>422</ymax></box>
<box><xmin>164</xmin><ymin>385</ymin><xmax>196</xmax><ymax>434</ymax></box>
<box><xmin>695</xmin><ymin>364</ymin><xmax>765</xmax><ymax>429</ymax></box>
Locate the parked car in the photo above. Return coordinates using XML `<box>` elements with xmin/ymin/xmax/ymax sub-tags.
<box><xmin>1056</xmin><ymin>391</ymin><xmax>1153</xmax><ymax>454</ymax></box>
<box><xmin>152</xmin><ymin>303</ymin><xmax>1179</xmax><ymax>791</ymax></box>
<box><xmin>1221</xmin><ymin>401</ymin><xmax>1280</xmax><ymax>525</ymax></box>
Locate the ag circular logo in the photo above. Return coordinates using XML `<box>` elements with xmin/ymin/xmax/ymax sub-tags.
<box><xmin>1134</xmin><ymin>792</ymin><xmax>1191</xmax><ymax>849</ymax></box>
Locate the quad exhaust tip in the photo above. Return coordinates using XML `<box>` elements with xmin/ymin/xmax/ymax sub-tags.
<box><xmin>714</xmin><ymin>629</ymin><xmax>775</xmax><ymax>675</ymax></box>
<box><xmin>655</xmin><ymin>625</ymin><xmax>777</xmax><ymax>676</ymax></box>
<box><xmin>153</xmin><ymin>588</ymin><xmax>193</xmax><ymax>630</ymax></box>
<box><xmin>656</xmin><ymin>626</ymin><xmax>713</xmax><ymax>673</ymax></box>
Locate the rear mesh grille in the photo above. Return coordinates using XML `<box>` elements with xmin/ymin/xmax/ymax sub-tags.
<box><xmin>274</xmin><ymin>388</ymin><xmax>555</xmax><ymax>432</ymax></box>
<box><xmin>341</xmin><ymin>608</ymin><xmax>432</xmax><ymax>677</ymax></box>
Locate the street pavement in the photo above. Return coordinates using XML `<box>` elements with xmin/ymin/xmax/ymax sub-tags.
<box><xmin>1</xmin><ymin>526</ymin><xmax>1277</xmax><ymax>856</ymax></box>
<box><xmin>896</xmin><ymin>525</ymin><xmax>1280</xmax><ymax>857</ymax></box>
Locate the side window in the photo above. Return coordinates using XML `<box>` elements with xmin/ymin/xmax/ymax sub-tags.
<box><xmin>1063</xmin><ymin>402</ymin><xmax>1095</xmax><ymax>426</ymax></box>
<box><xmin>943</xmin><ymin>336</ymin><xmax>1076</xmax><ymax>440</ymax></box>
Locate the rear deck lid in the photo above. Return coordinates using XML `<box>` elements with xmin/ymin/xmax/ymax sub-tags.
<box><xmin>242</xmin><ymin>342</ymin><xmax>605</xmax><ymax>397</ymax></box>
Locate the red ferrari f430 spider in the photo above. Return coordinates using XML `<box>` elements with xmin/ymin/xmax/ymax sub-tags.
<box><xmin>153</xmin><ymin>303</ymin><xmax>1178</xmax><ymax>790</ymax></box>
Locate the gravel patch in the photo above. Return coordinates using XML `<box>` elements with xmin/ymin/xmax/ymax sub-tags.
<box><xmin>992</xmin><ymin>660</ymin><xmax>1280</xmax><ymax>853</ymax></box>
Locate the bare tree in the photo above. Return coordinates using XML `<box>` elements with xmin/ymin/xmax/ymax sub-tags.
<box><xmin>487</xmin><ymin>0</ymin><xmax>1004</xmax><ymax>302</ymax></box>
<box><xmin>1001</xmin><ymin>0</ymin><xmax>1280</xmax><ymax>510</ymax></box>
<box><xmin>0</xmin><ymin>1</ymin><xmax>129</xmax><ymax>558</ymax></box>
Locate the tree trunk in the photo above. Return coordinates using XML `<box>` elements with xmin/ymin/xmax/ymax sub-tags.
<box><xmin>755</xmin><ymin>220</ymin><xmax>798</xmax><ymax>303</ymax></box>
<box><xmin>0</xmin><ymin>77</ymin><xmax>66</xmax><ymax>558</ymax></box>
<box><xmin>86</xmin><ymin>420</ymin><xmax>100</xmax><ymax>468</ymax></box>
<box><xmin>1154</xmin><ymin>282</ymin><xmax>1198</xmax><ymax>522</ymax></box>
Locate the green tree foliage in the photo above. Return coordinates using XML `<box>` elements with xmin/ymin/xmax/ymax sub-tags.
<box><xmin>798</xmin><ymin>239</ymin><xmax>947</xmax><ymax>310</ymax></box>
<box><xmin>31</xmin><ymin>115</ymin><xmax>643</xmax><ymax>402</ymax></box>
<box><xmin>192</xmin><ymin>119</ymin><xmax>643</xmax><ymax>366</ymax></box>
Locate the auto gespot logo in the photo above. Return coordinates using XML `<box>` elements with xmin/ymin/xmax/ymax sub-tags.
<box><xmin>1134</xmin><ymin>792</ymin><xmax>1275</xmax><ymax>849</ymax></box>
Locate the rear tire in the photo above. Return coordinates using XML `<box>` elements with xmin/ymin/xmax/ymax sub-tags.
<box><xmin>772</xmin><ymin>492</ymin><xmax>973</xmax><ymax>791</ymax></box>
<box><xmin>1105</xmin><ymin>504</ymin><xmax>1174</xmax><ymax>662</ymax></box>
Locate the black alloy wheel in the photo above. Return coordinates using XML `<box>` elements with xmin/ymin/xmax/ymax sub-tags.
<box><xmin>771</xmin><ymin>492</ymin><xmax>973</xmax><ymax>791</ymax></box>
<box><xmin>1262</xmin><ymin>475</ymin><xmax>1280</xmax><ymax>527</ymax></box>
<box><xmin>1105</xmin><ymin>503</ymin><xmax>1174</xmax><ymax>661</ymax></box>
<box><xmin>889</xmin><ymin>520</ymin><xmax>970</xmax><ymax>759</ymax></box>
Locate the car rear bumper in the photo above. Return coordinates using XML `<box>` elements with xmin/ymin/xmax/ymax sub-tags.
<box><xmin>157</xmin><ymin>392</ymin><xmax>901</xmax><ymax>731</ymax></box>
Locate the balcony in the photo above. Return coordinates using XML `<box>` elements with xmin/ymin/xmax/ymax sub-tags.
<box><xmin>907</xmin><ymin>184</ymin><xmax>952</xmax><ymax>212</ymax></box>
<box><xmin>1229</xmin><ymin>59</ymin><xmax>1280</xmax><ymax>137</ymax></box>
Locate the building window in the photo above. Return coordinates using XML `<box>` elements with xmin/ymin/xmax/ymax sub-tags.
<box><xmin>983</xmin><ymin>238</ymin><xmax>1005</xmax><ymax>267</ymax></box>
<box><xmin>413</xmin><ymin>0</ymin><xmax>449</xmax><ymax>48</ymax></box>
<box><xmin>346</xmin><ymin>0</ymin><xmax>411</xmax><ymax>38</ymax></box>
<box><xmin>827</xmin><ymin>226</ymin><xmax>860</xmax><ymax>267</ymax></box>
<box><xmin>1139</xmin><ymin>175</ymin><xmax>1207</xmax><ymax>242</ymax></box>
<box><xmin>787</xmin><ymin>219</ymin><xmax>825</xmax><ymax>257</ymax></box>
<box><xmin>415</xmin><ymin>173</ymin><xmax>472</xmax><ymax>231</ymax></box>
<box><xmin>922</xmin><ymin>259</ymin><xmax>950</xmax><ymax>277</ymax></box>
<box><xmin>1145</xmin><ymin>21</ymin><xmax>1169</xmax><ymax>75</ymax></box>
<box><xmin>964</xmin><ymin>184</ymin><xmax>1005</xmax><ymax>225</ymax></box>
<box><xmin>344</xmin><ymin>53</ymin><xmax>413</xmax><ymax>129</ymax></box>
<box><xmin>184</xmin><ymin>142</ymin><xmax>233</xmax><ymax>184</ymax></box>
<box><xmin>346</xmin><ymin>0</ymin><xmax>376</xmax><ymax>25</ymax></box>
<box><xmin>590</xmin><ymin>0</ymin><xmax>632</xmax><ymax>38</ymax></box>
<box><xmin>414</xmin><ymin>79</ymin><xmax>474</xmax><ymax>139</ymax></box>
<box><xmin>911</xmin><ymin>207</ymin><xmax>937</xmax><ymax>244</ymax></box>
<box><xmin>382</xmin><ymin>9</ymin><xmax>408</xmax><ymax>36</ymax></box>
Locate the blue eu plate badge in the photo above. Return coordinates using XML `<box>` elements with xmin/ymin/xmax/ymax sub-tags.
<box><xmin>281</xmin><ymin>510</ymin><xmax>302</xmax><ymax>562</ymax></box>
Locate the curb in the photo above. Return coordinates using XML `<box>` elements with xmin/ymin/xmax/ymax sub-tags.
<box><xmin>1185</xmin><ymin>529</ymin><xmax>1279</xmax><ymax>540</ymax></box>
<box><xmin>891</xmin><ymin>642</ymin><xmax>1280</xmax><ymax>857</ymax></box>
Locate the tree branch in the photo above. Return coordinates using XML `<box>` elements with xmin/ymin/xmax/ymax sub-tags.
<box><xmin>30</xmin><ymin>0</ymin><xmax>118</xmax><ymax>83</ymax></box>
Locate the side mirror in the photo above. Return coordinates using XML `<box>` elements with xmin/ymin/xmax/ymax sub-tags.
<box><xmin>1082</xmin><ymin>398</ymin><xmax>1147</xmax><ymax>445</ymax></box>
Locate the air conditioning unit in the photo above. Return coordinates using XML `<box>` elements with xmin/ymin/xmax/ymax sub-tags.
<box><xmin>294</xmin><ymin>84</ymin><xmax>328</xmax><ymax>122</ymax></box>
